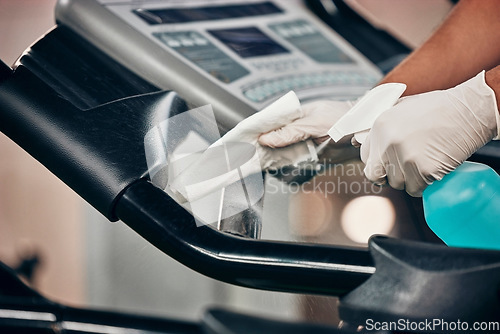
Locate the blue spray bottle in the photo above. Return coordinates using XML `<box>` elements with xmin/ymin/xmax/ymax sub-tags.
<box><xmin>422</xmin><ymin>161</ymin><xmax>500</xmax><ymax>250</ymax></box>
<box><xmin>328</xmin><ymin>83</ymin><xmax>500</xmax><ymax>250</ymax></box>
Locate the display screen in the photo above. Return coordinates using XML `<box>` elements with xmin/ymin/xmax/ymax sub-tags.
<box><xmin>208</xmin><ymin>27</ymin><xmax>289</xmax><ymax>58</ymax></box>
<box><xmin>154</xmin><ymin>31</ymin><xmax>249</xmax><ymax>83</ymax></box>
<box><xmin>134</xmin><ymin>2</ymin><xmax>282</xmax><ymax>25</ymax></box>
<box><xmin>269</xmin><ymin>20</ymin><xmax>354</xmax><ymax>64</ymax></box>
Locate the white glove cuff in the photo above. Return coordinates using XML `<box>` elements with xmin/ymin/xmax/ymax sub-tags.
<box><xmin>476</xmin><ymin>70</ymin><xmax>500</xmax><ymax>140</ymax></box>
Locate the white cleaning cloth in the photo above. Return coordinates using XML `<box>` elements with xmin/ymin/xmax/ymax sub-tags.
<box><xmin>212</xmin><ymin>91</ymin><xmax>317</xmax><ymax>168</ymax></box>
<box><xmin>169</xmin><ymin>91</ymin><xmax>317</xmax><ymax>203</ymax></box>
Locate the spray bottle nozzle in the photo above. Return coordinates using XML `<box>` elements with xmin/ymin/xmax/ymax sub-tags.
<box><xmin>327</xmin><ymin>83</ymin><xmax>407</xmax><ymax>144</ymax></box>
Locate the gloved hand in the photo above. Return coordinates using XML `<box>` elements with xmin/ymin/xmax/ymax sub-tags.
<box><xmin>258</xmin><ymin>100</ymin><xmax>354</xmax><ymax>148</ymax></box>
<box><xmin>361</xmin><ymin>71</ymin><xmax>500</xmax><ymax>197</ymax></box>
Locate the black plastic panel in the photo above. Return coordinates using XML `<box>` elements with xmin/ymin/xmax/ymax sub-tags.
<box><xmin>305</xmin><ymin>0</ymin><xmax>411</xmax><ymax>70</ymax></box>
<box><xmin>17</xmin><ymin>27</ymin><xmax>159</xmax><ymax>110</ymax></box>
<box><xmin>339</xmin><ymin>236</ymin><xmax>500</xmax><ymax>325</ymax></box>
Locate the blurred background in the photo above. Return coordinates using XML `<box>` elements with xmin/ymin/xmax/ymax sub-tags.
<box><xmin>0</xmin><ymin>0</ymin><xmax>453</xmax><ymax>326</ymax></box>
<box><xmin>0</xmin><ymin>0</ymin><xmax>85</xmax><ymax>306</ymax></box>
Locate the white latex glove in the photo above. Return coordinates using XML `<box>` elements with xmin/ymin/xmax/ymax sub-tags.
<box><xmin>258</xmin><ymin>100</ymin><xmax>354</xmax><ymax>148</ymax></box>
<box><xmin>361</xmin><ymin>71</ymin><xmax>500</xmax><ymax>197</ymax></box>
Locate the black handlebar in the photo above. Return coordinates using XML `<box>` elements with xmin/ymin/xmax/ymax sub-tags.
<box><xmin>116</xmin><ymin>180</ymin><xmax>374</xmax><ymax>295</ymax></box>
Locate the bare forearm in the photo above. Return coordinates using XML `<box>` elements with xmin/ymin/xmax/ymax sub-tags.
<box><xmin>380</xmin><ymin>0</ymin><xmax>500</xmax><ymax>96</ymax></box>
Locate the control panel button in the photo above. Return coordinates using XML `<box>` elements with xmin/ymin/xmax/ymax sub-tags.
<box><xmin>243</xmin><ymin>71</ymin><xmax>378</xmax><ymax>103</ymax></box>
